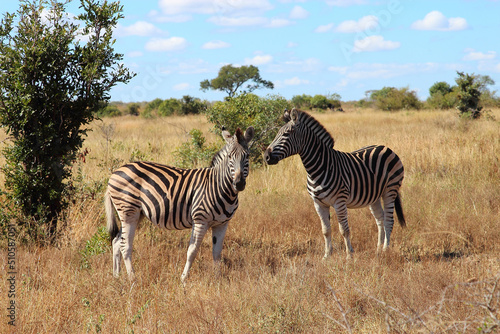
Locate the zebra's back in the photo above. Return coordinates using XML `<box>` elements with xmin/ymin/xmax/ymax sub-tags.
<box><xmin>340</xmin><ymin>145</ymin><xmax>404</xmax><ymax>208</ymax></box>
<box><xmin>107</xmin><ymin>161</ymin><xmax>209</xmax><ymax>230</ymax></box>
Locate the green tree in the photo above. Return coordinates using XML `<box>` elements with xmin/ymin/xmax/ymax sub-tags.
<box><xmin>180</xmin><ymin>95</ymin><xmax>207</xmax><ymax>115</ymax></box>
<box><xmin>0</xmin><ymin>0</ymin><xmax>134</xmax><ymax>241</ymax></box>
<box><xmin>291</xmin><ymin>94</ymin><xmax>312</xmax><ymax>109</ymax></box>
<box><xmin>205</xmin><ymin>93</ymin><xmax>291</xmax><ymax>165</ymax></box>
<box><xmin>429</xmin><ymin>82</ymin><xmax>452</xmax><ymax>96</ymax></box>
<box><xmin>427</xmin><ymin>82</ymin><xmax>456</xmax><ymax>109</ymax></box>
<box><xmin>200</xmin><ymin>64</ymin><xmax>274</xmax><ymax>97</ymax></box>
<box><xmin>126</xmin><ymin>102</ymin><xmax>140</xmax><ymax>116</ymax></box>
<box><xmin>142</xmin><ymin>97</ymin><xmax>163</xmax><ymax>117</ymax></box>
<box><xmin>369</xmin><ymin>87</ymin><xmax>422</xmax><ymax>111</ymax></box>
<box><xmin>158</xmin><ymin>98</ymin><xmax>181</xmax><ymax>116</ymax></box>
<box><xmin>455</xmin><ymin>71</ymin><xmax>483</xmax><ymax>119</ymax></box>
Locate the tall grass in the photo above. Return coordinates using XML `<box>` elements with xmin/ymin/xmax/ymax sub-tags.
<box><xmin>1</xmin><ymin>109</ymin><xmax>499</xmax><ymax>332</ymax></box>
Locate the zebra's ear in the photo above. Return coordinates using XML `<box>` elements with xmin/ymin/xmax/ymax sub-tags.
<box><xmin>222</xmin><ymin>127</ymin><xmax>232</xmax><ymax>143</ymax></box>
<box><xmin>244</xmin><ymin>126</ymin><xmax>254</xmax><ymax>143</ymax></box>
<box><xmin>290</xmin><ymin>108</ymin><xmax>299</xmax><ymax>124</ymax></box>
<box><xmin>283</xmin><ymin>109</ymin><xmax>291</xmax><ymax>122</ymax></box>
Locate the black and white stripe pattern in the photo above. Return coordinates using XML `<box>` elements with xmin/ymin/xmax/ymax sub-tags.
<box><xmin>264</xmin><ymin>109</ymin><xmax>405</xmax><ymax>257</ymax></box>
<box><xmin>105</xmin><ymin>127</ymin><xmax>254</xmax><ymax>283</ymax></box>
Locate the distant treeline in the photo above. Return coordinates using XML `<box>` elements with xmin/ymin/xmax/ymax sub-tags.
<box><xmin>99</xmin><ymin>74</ymin><xmax>500</xmax><ymax>117</ymax></box>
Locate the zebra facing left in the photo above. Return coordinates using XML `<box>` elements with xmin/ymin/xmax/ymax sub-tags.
<box><xmin>105</xmin><ymin>127</ymin><xmax>254</xmax><ymax>283</ymax></box>
<box><xmin>264</xmin><ymin>108</ymin><xmax>405</xmax><ymax>259</ymax></box>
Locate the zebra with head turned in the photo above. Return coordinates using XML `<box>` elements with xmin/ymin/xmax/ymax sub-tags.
<box><xmin>105</xmin><ymin>126</ymin><xmax>254</xmax><ymax>283</ymax></box>
<box><xmin>264</xmin><ymin>108</ymin><xmax>405</xmax><ymax>258</ymax></box>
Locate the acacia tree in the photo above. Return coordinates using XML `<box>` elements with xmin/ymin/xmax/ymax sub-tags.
<box><xmin>0</xmin><ymin>0</ymin><xmax>134</xmax><ymax>241</ymax></box>
<box><xmin>200</xmin><ymin>64</ymin><xmax>274</xmax><ymax>97</ymax></box>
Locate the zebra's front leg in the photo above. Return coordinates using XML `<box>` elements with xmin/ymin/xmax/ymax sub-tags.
<box><xmin>313</xmin><ymin>200</ymin><xmax>334</xmax><ymax>259</ymax></box>
<box><xmin>211</xmin><ymin>222</ymin><xmax>229</xmax><ymax>278</ymax></box>
<box><xmin>369</xmin><ymin>199</ymin><xmax>385</xmax><ymax>252</ymax></box>
<box><xmin>181</xmin><ymin>221</ymin><xmax>208</xmax><ymax>284</ymax></box>
<box><xmin>333</xmin><ymin>202</ymin><xmax>354</xmax><ymax>258</ymax></box>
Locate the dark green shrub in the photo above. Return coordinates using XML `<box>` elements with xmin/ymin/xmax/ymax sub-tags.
<box><xmin>158</xmin><ymin>98</ymin><xmax>182</xmax><ymax>116</ymax></box>
<box><xmin>205</xmin><ymin>93</ymin><xmax>292</xmax><ymax>165</ymax></box>
<box><xmin>455</xmin><ymin>71</ymin><xmax>483</xmax><ymax>119</ymax></box>
<box><xmin>126</xmin><ymin>103</ymin><xmax>140</xmax><ymax>116</ymax></box>
<box><xmin>292</xmin><ymin>94</ymin><xmax>312</xmax><ymax>109</ymax></box>
<box><xmin>180</xmin><ymin>95</ymin><xmax>207</xmax><ymax>115</ymax></box>
<box><xmin>173</xmin><ymin>129</ymin><xmax>220</xmax><ymax>168</ymax></box>
<box><xmin>370</xmin><ymin>87</ymin><xmax>422</xmax><ymax>111</ymax></box>
<box><xmin>97</xmin><ymin>103</ymin><xmax>122</xmax><ymax>117</ymax></box>
<box><xmin>0</xmin><ymin>0</ymin><xmax>133</xmax><ymax>242</ymax></box>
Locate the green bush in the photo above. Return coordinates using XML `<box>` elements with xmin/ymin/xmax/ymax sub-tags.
<box><xmin>158</xmin><ymin>98</ymin><xmax>182</xmax><ymax>116</ymax></box>
<box><xmin>97</xmin><ymin>103</ymin><xmax>122</xmax><ymax>117</ymax></box>
<box><xmin>142</xmin><ymin>98</ymin><xmax>163</xmax><ymax>118</ymax></box>
<box><xmin>455</xmin><ymin>71</ymin><xmax>483</xmax><ymax>119</ymax></box>
<box><xmin>205</xmin><ymin>93</ymin><xmax>292</xmax><ymax>165</ymax></box>
<box><xmin>292</xmin><ymin>94</ymin><xmax>312</xmax><ymax>109</ymax></box>
<box><xmin>126</xmin><ymin>103</ymin><xmax>140</xmax><ymax>116</ymax></box>
<box><xmin>179</xmin><ymin>95</ymin><xmax>207</xmax><ymax>115</ymax></box>
<box><xmin>427</xmin><ymin>82</ymin><xmax>457</xmax><ymax>109</ymax></box>
<box><xmin>370</xmin><ymin>86</ymin><xmax>422</xmax><ymax>111</ymax></box>
<box><xmin>173</xmin><ymin>129</ymin><xmax>220</xmax><ymax>168</ymax></box>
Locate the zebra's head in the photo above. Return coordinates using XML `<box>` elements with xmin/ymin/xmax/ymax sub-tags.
<box><xmin>264</xmin><ymin>108</ymin><xmax>303</xmax><ymax>165</ymax></box>
<box><xmin>222</xmin><ymin>126</ymin><xmax>254</xmax><ymax>192</ymax></box>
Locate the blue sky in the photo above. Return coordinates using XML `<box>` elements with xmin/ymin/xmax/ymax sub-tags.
<box><xmin>2</xmin><ymin>0</ymin><xmax>500</xmax><ymax>102</ymax></box>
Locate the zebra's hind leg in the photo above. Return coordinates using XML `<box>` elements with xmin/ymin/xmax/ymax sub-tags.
<box><xmin>112</xmin><ymin>229</ymin><xmax>122</xmax><ymax>277</ymax></box>
<box><xmin>118</xmin><ymin>213</ymin><xmax>140</xmax><ymax>281</ymax></box>
<box><xmin>313</xmin><ymin>200</ymin><xmax>334</xmax><ymax>259</ymax></box>
<box><xmin>333</xmin><ymin>202</ymin><xmax>354</xmax><ymax>258</ymax></box>
<box><xmin>369</xmin><ymin>199</ymin><xmax>385</xmax><ymax>252</ymax></box>
<box><xmin>181</xmin><ymin>221</ymin><xmax>209</xmax><ymax>284</ymax></box>
<box><xmin>381</xmin><ymin>193</ymin><xmax>397</xmax><ymax>250</ymax></box>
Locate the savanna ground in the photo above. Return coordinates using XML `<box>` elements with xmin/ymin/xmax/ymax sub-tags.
<box><xmin>1</xmin><ymin>108</ymin><xmax>499</xmax><ymax>333</ymax></box>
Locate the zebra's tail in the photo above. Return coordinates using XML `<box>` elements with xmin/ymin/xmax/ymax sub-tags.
<box><xmin>105</xmin><ymin>190</ymin><xmax>120</xmax><ymax>242</ymax></box>
<box><xmin>394</xmin><ymin>192</ymin><xmax>406</xmax><ymax>228</ymax></box>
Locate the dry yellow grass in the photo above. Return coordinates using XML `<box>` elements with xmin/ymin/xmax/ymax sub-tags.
<box><xmin>1</xmin><ymin>108</ymin><xmax>499</xmax><ymax>333</ymax></box>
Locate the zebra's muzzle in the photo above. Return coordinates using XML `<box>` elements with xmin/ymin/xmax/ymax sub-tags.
<box><xmin>233</xmin><ymin>171</ymin><xmax>246</xmax><ymax>191</ymax></box>
<box><xmin>264</xmin><ymin>148</ymin><xmax>279</xmax><ymax>165</ymax></box>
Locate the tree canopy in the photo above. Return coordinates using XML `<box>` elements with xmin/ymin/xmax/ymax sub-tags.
<box><xmin>200</xmin><ymin>64</ymin><xmax>274</xmax><ymax>97</ymax></box>
<box><xmin>0</xmin><ymin>0</ymin><xmax>134</xmax><ymax>241</ymax></box>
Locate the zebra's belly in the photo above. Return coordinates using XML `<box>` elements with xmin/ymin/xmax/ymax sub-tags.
<box><xmin>309</xmin><ymin>185</ymin><xmax>379</xmax><ymax>210</ymax></box>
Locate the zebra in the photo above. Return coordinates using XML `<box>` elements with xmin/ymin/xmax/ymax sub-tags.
<box><xmin>264</xmin><ymin>108</ymin><xmax>405</xmax><ymax>258</ymax></box>
<box><xmin>105</xmin><ymin>126</ymin><xmax>254</xmax><ymax>283</ymax></box>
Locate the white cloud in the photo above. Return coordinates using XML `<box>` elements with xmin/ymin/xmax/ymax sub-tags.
<box><xmin>283</xmin><ymin>77</ymin><xmax>310</xmax><ymax>85</ymax></box>
<box><xmin>289</xmin><ymin>6</ymin><xmax>309</xmax><ymax>19</ymax></box>
<box><xmin>267</xmin><ymin>18</ymin><xmax>293</xmax><ymax>28</ymax></box>
<box><xmin>463</xmin><ymin>49</ymin><xmax>496</xmax><ymax>61</ymax></box>
<box><xmin>207</xmin><ymin>16</ymin><xmax>268</xmax><ymax>26</ymax></box>
<box><xmin>115</xmin><ymin>21</ymin><xmax>164</xmax><ymax>37</ymax></box>
<box><xmin>329</xmin><ymin>62</ymin><xmax>441</xmax><ymax>80</ymax></box>
<box><xmin>208</xmin><ymin>16</ymin><xmax>292</xmax><ymax>27</ymax></box>
<box><xmin>336</xmin><ymin>15</ymin><xmax>378</xmax><ymax>33</ymax></box>
<box><xmin>244</xmin><ymin>54</ymin><xmax>273</xmax><ymax>65</ymax></box>
<box><xmin>158</xmin><ymin>0</ymin><xmax>273</xmax><ymax>15</ymax></box>
<box><xmin>314</xmin><ymin>23</ymin><xmax>334</xmax><ymax>33</ymax></box>
<box><xmin>270</xmin><ymin>57</ymin><xmax>323</xmax><ymax>73</ymax></box>
<box><xmin>173</xmin><ymin>83</ymin><xmax>191</xmax><ymax>91</ymax></box>
<box><xmin>145</xmin><ymin>37</ymin><xmax>188</xmax><ymax>52</ymax></box>
<box><xmin>325</xmin><ymin>0</ymin><xmax>367</xmax><ymax>6</ymax></box>
<box><xmin>352</xmin><ymin>35</ymin><xmax>400</xmax><ymax>53</ymax></box>
<box><xmin>287</xmin><ymin>42</ymin><xmax>299</xmax><ymax>48</ymax></box>
<box><xmin>127</xmin><ymin>51</ymin><xmax>143</xmax><ymax>58</ymax></box>
<box><xmin>411</xmin><ymin>11</ymin><xmax>468</xmax><ymax>31</ymax></box>
<box><xmin>202</xmin><ymin>40</ymin><xmax>231</xmax><ymax>49</ymax></box>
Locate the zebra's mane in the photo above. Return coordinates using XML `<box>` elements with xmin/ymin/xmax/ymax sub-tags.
<box><xmin>297</xmin><ymin>110</ymin><xmax>335</xmax><ymax>148</ymax></box>
<box><xmin>210</xmin><ymin>144</ymin><xmax>229</xmax><ymax>167</ymax></box>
